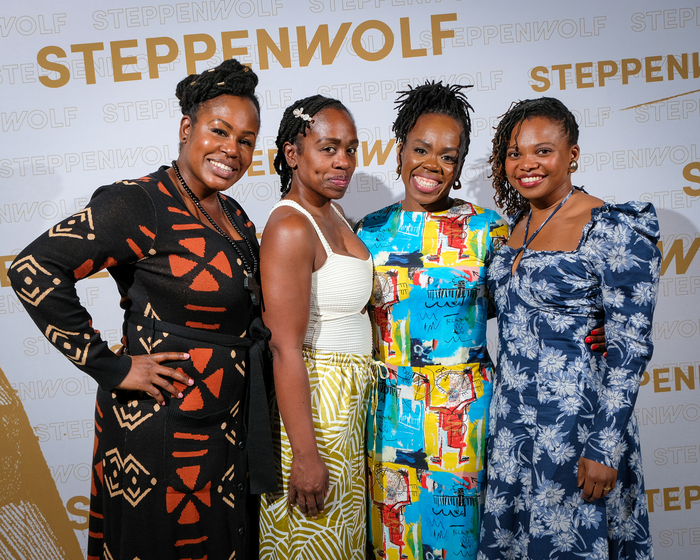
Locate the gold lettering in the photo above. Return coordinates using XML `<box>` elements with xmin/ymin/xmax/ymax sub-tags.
<box><xmin>111</xmin><ymin>39</ymin><xmax>141</xmax><ymax>82</ymax></box>
<box><xmin>222</xmin><ymin>30</ymin><xmax>249</xmax><ymax>62</ymax></box>
<box><xmin>70</xmin><ymin>43</ymin><xmax>105</xmax><ymax>85</ymax></box>
<box><xmin>256</xmin><ymin>28</ymin><xmax>291</xmax><ymax>70</ymax></box>
<box><xmin>37</xmin><ymin>46</ymin><xmax>70</xmax><ymax>88</ymax></box>
<box><xmin>352</xmin><ymin>20</ymin><xmax>394</xmax><ymax>62</ymax></box>
<box><xmin>621</xmin><ymin>58</ymin><xmax>642</xmax><ymax>84</ymax></box>
<box><xmin>597</xmin><ymin>60</ymin><xmax>618</xmax><ymax>86</ymax></box>
<box><xmin>184</xmin><ymin>33</ymin><xmax>217</xmax><ymax>75</ymax></box>
<box><xmin>400</xmin><ymin>17</ymin><xmax>427</xmax><ymax>58</ymax></box>
<box><xmin>146</xmin><ymin>37</ymin><xmax>179</xmax><ymax>79</ymax></box>
<box><xmin>430</xmin><ymin>13</ymin><xmax>457</xmax><ymax>56</ymax></box>
<box><xmin>298</xmin><ymin>23</ymin><xmax>351</xmax><ymax>67</ymax></box>
<box><xmin>653</xmin><ymin>367</ymin><xmax>671</xmax><ymax>392</ymax></box>
<box><xmin>645</xmin><ymin>55</ymin><xmax>663</xmax><ymax>83</ymax></box>
<box><xmin>247</xmin><ymin>150</ymin><xmax>265</xmax><ymax>177</ymax></box>
<box><xmin>575</xmin><ymin>62</ymin><xmax>594</xmax><ymax>88</ymax></box>
<box><xmin>683</xmin><ymin>162</ymin><xmax>700</xmax><ymax>197</ymax></box>
<box><xmin>530</xmin><ymin>66</ymin><xmax>550</xmax><ymax>92</ymax></box>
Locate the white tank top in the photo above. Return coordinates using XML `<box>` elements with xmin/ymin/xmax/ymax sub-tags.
<box><xmin>270</xmin><ymin>200</ymin><xmax>373</xmax><ymax>355</ymax></box>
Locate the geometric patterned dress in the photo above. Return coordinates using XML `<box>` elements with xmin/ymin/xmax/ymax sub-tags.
<box><xmin>9</xmin><ymin>167</ymin><xmax>265</xmax><ymax>560</ymax></box>
<box><xmin>479</xmin><ymin>201</ymin><xmax>659</xmax><ymax>560</ymax></box>
<box><xmin>355</xmin><ymin>200</ymin><xmax>508</xmax><ymax>560</ymax></box>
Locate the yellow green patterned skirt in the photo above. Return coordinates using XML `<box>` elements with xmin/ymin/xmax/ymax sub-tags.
<box><xmin>259</xmin><ymin>349</ymin><xmax>373</xmax><ymax>560</ymax></box>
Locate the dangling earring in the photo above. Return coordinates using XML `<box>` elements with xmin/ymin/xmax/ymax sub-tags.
<box><xmin>569</xmin><ymin>160</ymin><xmax>578</xmax><ymax>173</ymax></box>
<box><xmin>453</xmin><ymin>179</ymin><xmax>462</xmax><ymax>190</ymax></box>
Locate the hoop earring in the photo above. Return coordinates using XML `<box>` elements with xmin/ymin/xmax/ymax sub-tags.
<box><xmin>569</xmin><ymin>160</ymin><xmax>578</xmax><ymax>173</ymax></box>
<box><xmin>453</xmin><ymin>179</ymin><xmax>462</xmax><ymax>190</ymax></box>
<box><xmin>396</xmin><ymin>164</ymin><xmax>402</xmax><ymax>177</ymax></box>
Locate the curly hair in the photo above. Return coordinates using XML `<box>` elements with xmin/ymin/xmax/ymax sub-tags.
<box><xmin>490</xmin><ymin>97</ymin><xmax>579</xmax><ymax>215</ymax></box>
<box><xmin>393</xmin><ymin>81</ymin><xmax>474</xmax><ymax>173</ymax></box>
<box><xmin>175</xmin><ymin>58</ymin><xmax>260</xmax><ymax>122</ymax></box>
<box><xmin>274</xmin><ymin>95</ymin><xmax>353</xmax><ymax>196</ymax></box>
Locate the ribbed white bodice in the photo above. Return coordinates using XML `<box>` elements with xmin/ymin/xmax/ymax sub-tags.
<box><xmin>270</xmin><ymin>200</ymin><xmax>373</xmax><ymax>355</ymax></box>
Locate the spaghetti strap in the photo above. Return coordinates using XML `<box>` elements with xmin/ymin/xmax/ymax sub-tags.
<box><xmin>270</xmin><ymin>199</ymin><xmax>333</xmax><ymax>255</ymax></box>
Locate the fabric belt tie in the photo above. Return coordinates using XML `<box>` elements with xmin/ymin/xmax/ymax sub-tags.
<box><xmin>126</xmin><ymin>313</ymin><xmax>278</xmax><ymax>494</ymax></box>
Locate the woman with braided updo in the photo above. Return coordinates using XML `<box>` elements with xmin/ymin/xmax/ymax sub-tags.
<box><xmin>9</xmin><ymin>58</ymin><xmax>276</xmax><ymax>559</ymax></box>
<box><xmin>257</xmin><ymin>95</ymin><xmax>373</xmax><ymax>559</ymax></box>
<box><xmin>354</xmin><ymin>81</ymin><xmax>508</xmax><ymax>560</ymax></box>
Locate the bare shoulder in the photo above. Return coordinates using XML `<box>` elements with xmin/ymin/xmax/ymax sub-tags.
<box><xmin>261</xmin><ymin>206</ymin><xmax>316</xmax><ymax>258</ymax></box>
<box><xmin>573</xmin><ymin>191</ymin><xmax>605</xmax><ymax>216</ymax></box>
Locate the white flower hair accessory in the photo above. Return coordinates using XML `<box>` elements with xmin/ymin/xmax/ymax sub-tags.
<box><xmin>293</xmin><ymin>107</ymin><xmax>313</xmax><ymax>123</ymax></box>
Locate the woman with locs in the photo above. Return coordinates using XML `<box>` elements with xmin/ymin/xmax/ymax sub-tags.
<box><xmin>257</xmin><ymin>95</ymin><xmax>373</xmax><ymax>560</ymax></box>
<box><xmin>354</xmin><ymin>83</ymin><xmax>606</xmax><ymax>560</ymax></box>
<box><xmin>9</xmin><ymin>58</ymin><xmax>276</xmax><ymax>559</ymax></box>
<box><xmin>479</xmin><ymin>97</ymin><xmax>657</xmax><ymax>559</ymax></box>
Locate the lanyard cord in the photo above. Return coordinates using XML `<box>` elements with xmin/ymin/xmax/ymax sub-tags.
<box><xmin>519</xmin><ymin>187</ymin><xmax>576</xmax><ymax>252</ymax></box>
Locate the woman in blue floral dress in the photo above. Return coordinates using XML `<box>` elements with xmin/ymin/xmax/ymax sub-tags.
<box><xmin>479</xmin><ymin>98</ymin><xmax>658</xmax><ymax>559</ymax></box>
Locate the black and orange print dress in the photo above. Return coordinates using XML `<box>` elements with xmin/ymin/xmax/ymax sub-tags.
<box><xmin>9</xmin><ymin>167</ymin><xmax>274</xmax><ymax>560</ymax></box>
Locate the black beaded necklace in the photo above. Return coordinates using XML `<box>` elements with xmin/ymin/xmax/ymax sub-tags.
<box><xmin>171</xmin><ymin>160</ymin><xmax>261</xmax><ymax>306</ymax></box>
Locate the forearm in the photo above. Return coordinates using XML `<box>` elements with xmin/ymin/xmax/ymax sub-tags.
<box><xmin>272</xmin><ymin>349</ymin><xmax>320</xmax><ymax>458</ymax></box>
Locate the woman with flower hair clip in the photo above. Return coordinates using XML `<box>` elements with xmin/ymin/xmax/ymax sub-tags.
<box><xmin>258</xmin><ymin>95</ymin><xmax>373</xmax><ymax>560</ymax></box>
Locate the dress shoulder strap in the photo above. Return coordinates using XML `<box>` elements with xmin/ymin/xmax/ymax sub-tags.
<box><xmin>270</xmin><ymin>199</ymin><xmax>332</xmax><ymax>255</ymax></box>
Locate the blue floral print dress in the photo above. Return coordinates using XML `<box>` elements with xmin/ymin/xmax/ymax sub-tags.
<box><xmin>479</xmin><ymin>201</ymin><xmax>659</xmax><ymax>560</ymax></box>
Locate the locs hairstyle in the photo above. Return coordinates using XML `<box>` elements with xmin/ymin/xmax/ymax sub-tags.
<box><xmin>393</xmin><ymin>81</ymin><xmax>474</xmax><ymax>173</ymax></box>
<box><xmin>274</xmin><ymin>95</ymin><xmax>353</xmax><ymax>196</ymax></box>
<box><xmin>175</xmin><ymin>58</ymin><xmax>260</xmax><ymax>123</ymax></box>
<box><xmin>490</xmin><ymin>97</ymin><xmax>579</xmax><ymax>216</ymax></box>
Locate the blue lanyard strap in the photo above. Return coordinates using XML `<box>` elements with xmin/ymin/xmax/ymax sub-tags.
<box><xmin>520</xmin><ymin>187</ymin><xmax>576</xmax><ymax>251</ymax></box>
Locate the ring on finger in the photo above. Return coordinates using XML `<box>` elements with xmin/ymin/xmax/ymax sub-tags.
<box><xmin>603</xmin><ymin>486</ymin><xmax>611</xmax><ymax>491</ymax></box>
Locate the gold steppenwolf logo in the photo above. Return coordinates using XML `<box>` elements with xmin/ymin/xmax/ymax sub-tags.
<box><xmin>0</xmin><ymin>366</ymin><xmax>83</xmax><ymax>559</ymax></box>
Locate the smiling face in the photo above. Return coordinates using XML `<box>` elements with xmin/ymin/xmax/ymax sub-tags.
<box><xmin>505</xmin><ymin>116</ymin><xmax>580</xmax><ymax>207</ymax></box>
<box><xmin>284</xmin><ymin>107</ymin><xmax>358</xmax><ymax>201</ymax></box>
<box><xmin>399</xmin><ymin>113</ymin><xmax>464</xmax><ymax>213</ymax></box>
<box><xmin>177</xmin><ymin>94</ymin><xmax>259</xmax><ymax>199</ymax></box>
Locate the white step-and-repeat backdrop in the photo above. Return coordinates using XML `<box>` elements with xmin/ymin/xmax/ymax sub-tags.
<box><xmin>1</xmin><ymin>1</ymin><xmax>698</xmax><ymax>558</ymax></box>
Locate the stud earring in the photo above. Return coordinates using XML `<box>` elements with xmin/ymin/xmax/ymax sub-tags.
<box><xmin>569</xmin><ymin>160</ymin><xmax>578</xmax><ymax>173</ymax></box>
<box><xmin>453</xmin><ymin>179</ymin><xmax>462</xmax><ymax>190</ymax></box>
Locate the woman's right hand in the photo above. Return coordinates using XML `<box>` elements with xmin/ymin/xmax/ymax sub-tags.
<box><xmin>116</xmin><ymin>352</ymin><xmax>193</xmax><ymax>405</ymax></box>
<box><xmin>288</xmin><ymin>451</ymin><xmax>329</xmax><ymax>518</ymax></box>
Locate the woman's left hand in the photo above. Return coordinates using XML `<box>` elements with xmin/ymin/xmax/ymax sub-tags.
<box><xmin>578</xmin><ymin>456</ymin><xmax>617</xmax><ymax>502</ymax></box>
<box><xmin>585</xmin><ymin>326</ymin><xmax>607</xmax><ymax>356</ymax></box>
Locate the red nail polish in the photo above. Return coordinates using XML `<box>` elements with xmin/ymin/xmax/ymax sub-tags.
<box><xmin>591</xmin><ymin>344</ymin><xmax>598</xmax><ymax>350</ymax></box>
<box><xmin>585</xmin><ymin>337</ymin><xmax>592</xmax><ymax>343</ymax></box>
<box><xmin>591</xmin><ymin>330</ymin><xmax>598</xmax><ymax>335</ymax></box>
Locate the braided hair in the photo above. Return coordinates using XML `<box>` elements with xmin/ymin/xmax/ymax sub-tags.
<box><xmin>175</xmin><ymin>58</ymin><xmax>260</xmax><ymax>123</ymax></box>
<box><xmin>393</xmin><ymin>81</ymin><xmax>474</xmax><ymax>172</ymax></box>
<box><xmin>274</xmin><ymin>95</ymin><xmax>353</xmax><ymax>196</ymax></box>
<box><xmin>490</xmin><ymin>97</ymin><xmax>579</xmax><ymax>215</ymax></box>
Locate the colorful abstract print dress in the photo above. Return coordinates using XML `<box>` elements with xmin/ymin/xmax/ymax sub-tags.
<box><xmin>479</xmin><ymin>202</ymin><xmax>659</xmax><ymax>560</ymax></box>
<box><xmin>9</xmin><ymin>167</ymin><xmax>265</xmax><ymax>559</ymax></box>
<box><xmin>356</xmin><ymin>200</ymin><xmax>507</xmax><ymax>560</ymax></box>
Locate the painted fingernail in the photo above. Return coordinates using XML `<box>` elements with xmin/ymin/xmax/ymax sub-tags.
<box><xmin>178</xmin><ymin>392</ymin><xmax>183</xmax><ymax>398</ymax></box>
<box><xmin>183</xmin><ymin>353</ymin><xmax>190</xmax><ymax>359</ymax></box>
<box><xmin>591</xmin><ymin>330</ymin><xmax>598</xmax><ymax>335</ymax></box>
<box><xmin>585</xmin><ymin>337</ymin><xmax>592</xmax><ymax>343</ymax></box>
<box><xmin>188</xmin><ymin>378</ymin><xmax>194</xmax><ymax>386</ymax></box>
<box><xmin>591</xmin><ymin>344</ymin><xmax>598</xmax><ymax>350</ymax></box>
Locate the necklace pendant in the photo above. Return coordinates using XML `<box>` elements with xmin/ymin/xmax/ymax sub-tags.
<box><xmin>244</xmin><ymin>276</ymin><xmax>261</xmax><ymax>306</ymax></box>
